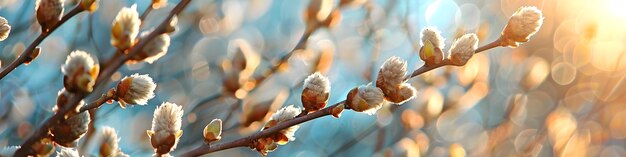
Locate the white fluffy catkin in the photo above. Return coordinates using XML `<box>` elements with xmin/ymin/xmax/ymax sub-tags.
<box><xmin>139</xmin><ymin>32</ymin><xmax>170</xmax><ymax>64</ymax></box>
<box><xmin>150</xmin><ymin>102</ymin><xmax>183</xmax><ymax>151</ymax></box>
<box><xmin>449</xmin><ymin>33</ymin><xmax>479</xmax><ymax>65</ymax></box>
<box><xmin>0</xmin><ymin>16</ymin><xmax>10</xmax><ymax>41</ymax></box>
<box><xmin>303</xmin><ymin>72</ymin><xmax>331</xmax><ymax>94</ymax></box>
<box><xmin>421</xmin><ymin>27</ymin><xmax>445</xmax><ymax>49</ymax></box>
<box><xmin>348</xmin><ymin>85</ymin><xmax>385</xmax><ymax>115</ymax></box>
<box><xmin>100</xmin><ymin>126</ymin><xmax>120</xmax><ymax>156</ymax></box>
<box><xmin>62</xmin><ymin>50</ymin><xmax>95</xmax><ymax>77</ymax></box>
<box><xmin>378</xmin><ymin>56</ymin><xmax>407</xmax><ymax>87</ymax></box>
<box><xmin>111</xmin><ymin>5</ymin><xmax>140</xmax><ymax>50</ymax></box>
<box><xmin>502</xmin><ymin>6</ymin><xmax>544</xmax><ymax>47</ymax></box>
<box><xmin>268</xmin><ymin>105</ymin><xmax>302</xmax><ymax>142</ymax></box>
<box><xmin>117</xmin><ymin>73</ymin><xmax>157</xmax><ymax>106</ymax></box>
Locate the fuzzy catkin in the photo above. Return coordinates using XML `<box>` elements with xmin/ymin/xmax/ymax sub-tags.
<box><xmin>449</xmin><ymin>33</ymin><xmax>479</xmax><ymax>66</ymax></box>
<box><xmin>149</xmin><ymin>102</ymin><xmax>184</xmax><ymax>154</ymax></box>
<box><xmin>111</xmin><ymin>5</ymin><xmax>140</xmax><ymax>50</ymax></box>
<box><xmin>0</xmin><ymin>16</ymin><xmax>10</xmax><ymax>41</ymax></box>
<box><xmin>347</xmin><ymin>85</ymin><xmax>385</xmax><ymax>115</ymax></box>
<box><xmin>116</xmin><ymin>73</ymin><xmax>157</xmax><ymax>107</ymax></box>
<box><xmin>421</xmin><ymin>27</ymin><xmax>445</xmax><ymax>49</ymax></box>
<box><xmin>302</xmin><ymin>72</ymin><xmax>331</xmax><ymax>112</ymax></box>
<box><xmin>268</xmin><ymin>105</ymin><xmax>302</xmax><ymax>141</ymax></box>
<box><xmin>502</xmin><ymin>6</ymin><xmax>544</xmax><ymax>47</ymax></box>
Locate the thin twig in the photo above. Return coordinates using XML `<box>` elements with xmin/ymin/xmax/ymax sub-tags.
<box><xmin>179</xmin><ymin>101</ymin><xmax>344</xmax><ymax>157</ymax></box>
<box><xmin>329</xmin><ymin>123</ymin><xmax>380</xmax><ymax>156</ymax></box>
<box><xmin>140</xmin><ymin>6</ymin><xmax>154</xmax><ymax>21</ymax></box>
<box><xmin>0</xmin><ymin>6</ymin><xmax>85</xmax><ymax>80</ymax></box>
<box><xmin>78</xmin><ymin>89</ymin><xmax>116</xmax><ymax>113</ymax></box>
<box><xmin>405</xmin><ymin>38</ymin><xmax>503</xmax><ymax>80</ymax></box>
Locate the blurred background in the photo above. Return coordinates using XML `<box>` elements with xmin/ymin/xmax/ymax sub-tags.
<box><xmin>2</xmin><ymin>0</ymin><xmax>626</xmax><ymax>156</ymax></box>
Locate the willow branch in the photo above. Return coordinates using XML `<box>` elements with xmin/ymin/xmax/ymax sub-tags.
<box><xmin>405</xmin><ymin>37</ymin><xmax>503</xmax><ymax>80</ymax></box>
<box><xmin>179</xmin><ymin>36</ymin><xmax>505</xmax><ymax>156</ymax></box>
<box><xmin>15</xmin><ymin>1</ymin><xmax>193</xmax><ymax>155</ymax></box>
<box><xmin>180</xmin><ymin>100</ymin><xmax>345</xmax><ymax>157</ymax></box>
<box><xmin>78</xmin><ymin>89</ymin><xmax>116</xmax><ymax>113</ymax></box>
<box><xmin>0</xmin><ymin>6</ymin><xmax>84</xmax><ymax>80</ymax></box>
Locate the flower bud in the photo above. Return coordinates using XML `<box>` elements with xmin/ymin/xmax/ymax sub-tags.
<box><xmin>115</xmin><ymin>73</ymin><xmax>156</xmax><ymax>108</ymax></box>
<box><xmin>346</xmin><ymin>85</ymin><xmax>385</xmax><ymax>115</ymax></box>
<box><xmin>501</xmin><ymin>6</ymin><xmax>543</xmax><ymax>47</ymax></box>
<box><xmin>152</xmin><ymin>0</ymin><xmax>168</xmax><ymax>9</ymax></box>
<box><xmin>304</xmin><ymin>0</ymin><xmax>336</xmax><ymax>28</ymax></box>
<box><xmin>203</xmin><ymin>119</ymin><xmax>222</xmax><ymax>143</ymax></box>
<box><xmin>55</xmin><ymin>88</ymin><xmax>71</xmax><ymax>111</ymax></box>
<box><xmin>376</xmin><ymin>56</ymin><xmax>407</xmax><ymax>89</ymax></box>
<box><xmin>62</xmin><ymin>50</ymin><xmax>99</xmax><ymax>93</ymax></box>
<box><xmin>51</xmin><ymin>110</ymin><xmax>90</xmax><ymax>147</ymax></box>
<box><xmin>24</xmin><ymin>47</ymin><xmax>41</xmax><ymax>65</ymax></box>
<box><xmin>384</xmin><ymin>83</ymin><xmax>417</xmax><ymax>104</ymax></box>
<box><xmin>0</xmin><ymin>16</ymin><xmax>10</xmax><ymax>41</ymax></box>
<box><xmin>36</xmin><ymin>0</ymin><xmax>64</xmax><ymax>33</ymax></box>
<box><xmin>111</xmin><ymin>5</ymin><xmax>141</xmax><ymax>50</ymax></box>
<box><xmin>376</xmin><ymin>57</ymin><xmax>417</xmax><ymax>104</ymax></box>
<box><xmin>331</xmin><ymin>103</ymin><xmax>345</xmax><ymax>118</ymax></box>
<box><xmin>127</xmin><ymin>32</ymin><xmax>170</xmax><ymax>64</ymax></box>
<box><xmin>448</xmin><ymin>33</ymin><xmax>479</xmax><ymax>66</ymax></box>
<box><xmin>99</xmin><ymin>127</ymin><xmax>128</xmax><ymax>157</ymax></box>
<box><xmin>419</xmin><ymin>27</ymin><xmax>445</xmax><ymax>66</ymax></box>
<box><xmin>253</xmin><ymin>137</ymin><xmax>278</xmax><ymax>156</ymax></box>
<box><xmin>254</xmin><ymin>105</ymin><xmax>301</xmax><ymax>155</ymax></box>
<box><xmin>263</xmin><ymin>105</ymin><xmax>301</xmax><ymax>145</ymax></box>
<box><xmin>54</xmin><ymin>89</ymin><xmax>84</xmax><ymax>118</ymax></box>
<box><xmin>80</xmin><ymin>0</ymin><xmax>99</xmax><ymax>12</ymax></box>
<box><xmin>301</xmin><ymin>72</ymin><xmax>330</xmax><ymax>113</ymax></box>
<box><xmin>56</xmin><ymin>147</ymin><xmax>79</xmax><ymax>157</ymax></box>
<box><xmin>148</xmin><ymin>102</ymin><xmax>183</xmax><ymax>155</ymax></box>
<box><xmin>165</xmin><ymin>16</ymin><xmax>177</xmax><ymax>34</ymax></box>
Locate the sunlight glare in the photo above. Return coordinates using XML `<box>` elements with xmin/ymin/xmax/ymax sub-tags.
<box><xmin>606</xmin><ymin>0</ymin><xmax>626</xmax><ymax>18</ymax></box>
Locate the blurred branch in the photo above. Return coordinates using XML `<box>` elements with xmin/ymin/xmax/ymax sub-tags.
<box><xmin>14</xmin><ymin>0</ymin><xmax>193</xmax><ymax>155</ymax></box>
<box><xmin>0</xmin><ymin>6</ymin><xmax>85</xmax><ymax>80</ymax></box>
<box><xmin>140</xmin><ymin>6</ymin><xmax>154</xmax><ymax>21</ymax></box>
<box><xmin>329</xmin><ymin>123</ymin><xmax>381</xmax><ymax>156</ymax></box>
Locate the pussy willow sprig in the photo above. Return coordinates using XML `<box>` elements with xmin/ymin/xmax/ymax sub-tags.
<box><xmin>0</xmin><ymin>0</ymin><xmax>97</xmax><ymax>80</ymax></box>
<box><xmin>13</xmin><ymin>0</ymin><xmax>192</xmax><ymax>156</ymax></box>
<box><xmin>180</xmin><ymin>6</ymin><xmax>543</xmax><ymax>156</ymax></box>
<box><xmin>178</xmin><ymin>43</ymin><xmax>495</xmax><ymax>157</ymax></box>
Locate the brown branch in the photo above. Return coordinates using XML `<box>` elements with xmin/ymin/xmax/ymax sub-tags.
<box><xmin>0</xmin><ymin>6</ymin><xmax>85</xmax><ymax>80</ymax></box>
<box><xmin>180</xmin><ymin>100</ymin><xmax>345</xmax><ymax>157</ymax></box>
<box><xmin>140</xmin><ymin>6</ymin><xmax>154</xmax><ymax>21</ymax></box>
<box><xmin>178</xmin><ymin>35</ymin><xmax>505</xmax><ymax>156</ymax></box>
<box><xmin>78</xmin><ymin>89</ymin><xmax>116</xmax><ymax>113</ymax></box>
<box><xmin>15</xmin><ymin>1</ymin><xmax>193</xmax><ymax>155</ymax></box>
